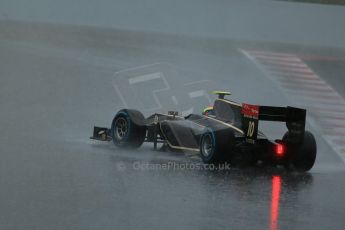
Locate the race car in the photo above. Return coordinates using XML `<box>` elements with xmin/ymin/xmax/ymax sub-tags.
<box><xmin>91</xmin><ymin>91</ymin><xmax>317</xmax><ymax>171</ymax></box>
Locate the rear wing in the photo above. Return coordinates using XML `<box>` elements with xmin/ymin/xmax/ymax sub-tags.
<box><xmin>241</xmin><ymin>104</ymin><xmax>306</xmax><ymax>144</ymax></box>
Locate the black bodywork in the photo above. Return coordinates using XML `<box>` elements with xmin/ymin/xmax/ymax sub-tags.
<box><xmin>91</xmin><ymin>97</ymin><xmax>308</xmax><ymax>167</ymax></box>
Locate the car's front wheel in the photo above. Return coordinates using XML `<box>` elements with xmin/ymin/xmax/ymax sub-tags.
<box><xmin>111</xmin><ymin>109</ymin><xmax>146</xmax><ymax>148</ymax></box>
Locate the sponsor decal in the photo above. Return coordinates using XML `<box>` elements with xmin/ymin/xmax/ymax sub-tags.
<box><xmin>241</xmin><ymin>103</ymin><xmax>260</xmax><ymax>119</ymax></box>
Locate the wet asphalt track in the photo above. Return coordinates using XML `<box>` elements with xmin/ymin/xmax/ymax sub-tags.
<box><xmin>1</xmin><ymin>10</ymin><xmax>345</xmax><ymax>230</ymax></box>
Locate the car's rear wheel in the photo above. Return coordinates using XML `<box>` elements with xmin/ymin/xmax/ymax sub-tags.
<box><xmin>199</xmin><ymin>129</ymin><xmax>234</xmax><ymax>164</ymax></box>
<box><xmin>111</xmin><ymin>109</ymin><xmax>146</xmax><ymax>148</ymax></box>
<box><xmin>283</xmin><ymin>131</ymin><xmax>317</xmax><ymax>171</ymax></box>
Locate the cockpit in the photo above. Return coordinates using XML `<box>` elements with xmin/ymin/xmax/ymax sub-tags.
<box><xmin>202</xmin><ymin>97</ymin><xmax>243</xmax><ymax>129</ymax></box>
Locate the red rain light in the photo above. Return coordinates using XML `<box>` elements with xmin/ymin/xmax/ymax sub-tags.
<box><xmin>275</xmin><ymin>143</ymin><xmax>285</xmax><ymax>156</ymax></box>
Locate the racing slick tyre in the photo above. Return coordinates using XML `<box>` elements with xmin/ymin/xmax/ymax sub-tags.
<box><xmin>199</xmin><ymin>129</ymin><xmax>235</xmax><ymax>164</ymax></box>
<box><xmin>111</xmin><ymin>109</ymin><xmax>146</xmax><ymax>148</ymax></box>
<box><xmin>283</xmin><ymin>131</ymin><xmax>317</xmax><ymax>171</ymax></box>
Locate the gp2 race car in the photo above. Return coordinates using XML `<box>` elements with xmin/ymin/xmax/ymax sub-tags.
<box><xmin>91</xmin><ymin>91</ymin><xmax>317</xmax><ymax>171</ymax></box>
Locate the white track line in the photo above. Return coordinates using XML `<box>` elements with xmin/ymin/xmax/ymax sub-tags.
<box><xmin>240</xmin><ymin>49</ymin><xmax>345</xmax><ymax>164</ymax></box>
